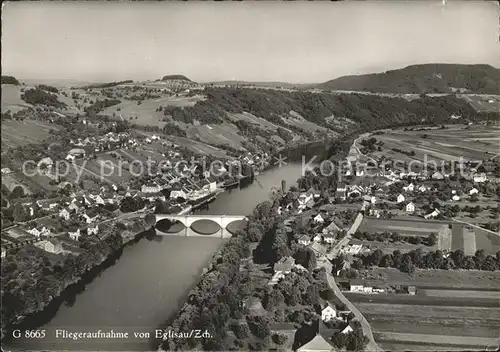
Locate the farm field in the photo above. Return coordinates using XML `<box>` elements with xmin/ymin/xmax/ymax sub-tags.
<box><xmin>358</xmin><ymin>217</ymin><xmax>450</xmax><ymax>236</ymax></box>
<box><xmin>360</xmin><ymin>267</ymin><xmax>500</xmax><ymax>290</ymax></box>
<box><xmin>378</xmin><ymin>341</ymin><xmax>486</xmax><ymax>351</ymax></box>
<box><xmin>133</xmin><ymin>130</ymin><xmax>231</xmax><ymax>159</ymax></box>
<box><xmin>422</xmin><ymin>289</ymin><xmax>500</xmax><ymax>299</ymax></box>
<box><xmin>1</xmin><ymin>119</ymin><xmax>62</xmax><ymax>148</ymax></box>
<box><xmin>1</xmin><ymin>174</ymin><xmax>32</xmax><ymax>195</ymax></box>
<box><xmin>461</xmin><ymin>94</ymin><xmax>500</xmax><ymax>113</ymax></box>
<box><xmin>374</xmin><ymin>331</ymin><xmax>499</xmax><ymax>350</ymax></box>
<box><xmin>346</xmin><ymin>292</ymin><xmax>500</xmax><ymax>307</ymax></box>
<box><xmin>370</xmin><ymin>318</ymin><xmax>499</xmax><ymax>339</ymax></box>
<box><xmin>1</xmin><ymin>84</ymin><xmax>33</xmax><ymax>113</ymax></box>
<box><xmin>187</xmin><ymin>123</ymin><xmax>247</xmax><ymax>151</ymax></box>
<box><xmin>369</xmin><ymin>125</ymin><xmax>499</xmax><ymax>163</ymax></box>
<box><xmin>102</xmin><ymin>95</ymin><xmax>204</xmax><ymax>127</ymax></box>
<box><xmin>357</xmin><ymin>303</ymin><xmax>500</xmax><ymax>320</ymax></box>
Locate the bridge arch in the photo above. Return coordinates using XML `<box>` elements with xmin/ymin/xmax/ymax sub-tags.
<box><xmin>155</xmin><ymin>214</ymin><xmax>247</xmax><ymax>230</ymax></box>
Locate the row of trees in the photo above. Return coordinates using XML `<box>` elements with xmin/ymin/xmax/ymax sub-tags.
<box><xmin>353</xmin><ymin>231</ymin><xmax>437</xmax><ymax>247</ymax></box>
<box><xmin>357</xmin><ymin>248</ymin><xmax>500</xmax><ymax>273</ymax></box>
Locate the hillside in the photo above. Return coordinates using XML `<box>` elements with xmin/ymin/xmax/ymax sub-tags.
<box><xmin>161</xmin><ymin>75</ymin><xmax>192</xmax><ymax>82</ymax></box>
<box><xmin>1</xmin><ymin>76</ymin><xmax>20</xmax><ymax>85</ymax></box>
<box><xmin>317</xmin><ymin>64</ymin><xmax>500</xmax><ymax>94</ymax></box>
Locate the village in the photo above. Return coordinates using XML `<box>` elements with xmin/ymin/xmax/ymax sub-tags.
<box><xmin>0</xmin><ymin>121</ymin><xmax>272</xmax><ymax>259</ymax></box>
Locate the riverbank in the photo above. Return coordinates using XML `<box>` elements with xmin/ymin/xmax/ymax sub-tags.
<box><xmin>1</xmin><ymin>215</ymin><xmax>152</xmax><ymax>341</ymax></box>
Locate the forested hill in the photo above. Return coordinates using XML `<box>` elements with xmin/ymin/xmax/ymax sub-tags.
<box><xmin>197</xmin><ymin>87</ymin><xmax>497</xmax><ymax>131</ymax></box>
<box><xmin>1</xmin><ymin>75</ymin><xmax>20</xmax><ymax>85</ymax></box>
<box><xmin>317</xmin><ymin>64</ymin><xmax>500</xmax><ymax>94</ymax></box>
<box><xmin>161</xmin><ymin>75</ymin><xmax>192</xmax><ymax>82</ymax></box>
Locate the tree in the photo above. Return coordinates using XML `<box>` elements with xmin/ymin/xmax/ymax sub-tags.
<box><xmin>12</xmin><ymin>202</ymin><xmax>27</xmax><ymax>222</ymax></box>
<box><xmin>9</xmin><ymin>185</ymin><xmax>24</xmax><ymax>200</ymax></box>
<box><xmin>247</xmin><ymin>315</ymin><xmax>270</xmax><ymax>339</ymax></box>
<box><xmin>428</xmin><ymin>232</ymin><xmax>437</xmax><ymax>246</ymax></box>
<box><xmin>272</xmin><ymin>332</ymin><xmax>288</xmax><ymax>345</ymax></box>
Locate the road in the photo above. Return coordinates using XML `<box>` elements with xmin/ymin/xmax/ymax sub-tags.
<box><xmin>353</xmin><ymin>134</ymin><xmax>378</xmax><ymax>164</ymax></box>
<box><xmin>322</xmin><ymin>265</ymin><xmax>383</xmax><ymax>352</ymax></box>
<box><xmin>452</xmin><ymin>218</ymin><xmax>500</xmax><ymax>237</ymax></box>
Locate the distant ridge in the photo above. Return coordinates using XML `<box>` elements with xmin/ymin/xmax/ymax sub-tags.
<box><xmin>161</xmin><ymin>75</ymin><xmax>192</xmax><ymax>82</ymax></box>
<box><xmin>316</xmin><ymin>64</ymin><xmax>500</xmax><ymax>94</ymax></box>
<box><xmin>207</xmin><ymin>80</ymin><xmax>313</xmax><ymax>89</ymax></box>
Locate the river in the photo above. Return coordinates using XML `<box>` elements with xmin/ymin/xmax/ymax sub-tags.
<box><xmin>7</xmin><ymin>162</ymin><xmax>304</xmax><ymax>351</ymax></box>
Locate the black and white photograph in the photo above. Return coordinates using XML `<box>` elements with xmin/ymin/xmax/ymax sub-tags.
<box><xmin>1</xmin><ymin>1</ymin><xmax>500</xmax><ymax>351</ymax></box>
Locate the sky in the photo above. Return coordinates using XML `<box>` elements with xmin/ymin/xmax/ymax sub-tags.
<box><xmin>2</xmin><ymin>1</ymin><xmax>499</xmax><ymax>83</ymax></box>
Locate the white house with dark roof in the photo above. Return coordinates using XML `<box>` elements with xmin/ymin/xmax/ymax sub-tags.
<box><xmin>424</xmin><ymin>208</ymin><xmax>440</xmax><ymax>219</ymax></box>
<box><xmin>59</xmin><ymin>208</ymin><xmax>71</xmax><ymax>220</ymax></box>
<box><xmin>397</xmin><ymin>194</ymin><xmax>405</xmax><ymax>203</ymax></box>
<box><xmin>321</xmin><ymin>304</ymin><xmax>337</xmax><ymax>322</ymax></box>
<box><xmin>314</xmin><ymin>214</ymin><xmax>325</xmax><ymax>224</ymax></box>
<box><xmin>298</xmin><ymin>234</ymin><xmax>311</xmax><ymax>246</ymax></box>
<box><xmin>406</xmin><ymin>202</ymin><xmax>415</xmax><ymax>213</ymax></box>
<box><xmin>69</xmin><ymin>229</ymin><xmax>81</xmax><ymax>241</ymax></box>
<box><xmin>469</xmin><ymin>187</ymin><xmax>479</xmax><ymax>195</ymax></box>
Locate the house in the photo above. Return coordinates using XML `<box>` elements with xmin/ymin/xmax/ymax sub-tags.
<box><xmin>452</xmin><ymin>195</ymin><xmax>460</xmax><ymax>201</ymax></box>
<box><xmin>307</xmin><ymin>187</ymin><xmax>321</xmax><ymax>199</ymax></box>
<box><xmin>40</xmin><ymin>226</ymin><xmax>52</xmax><ymax>237</ymax></box>
<box><xmin>297</xmin><ymin>333</ymin><xmax>337</xmax><ymax>352</ymax></box>
<box><xmin>59</xmin><ymin>208</ymin><xmax>71</xmax><ymax>220</ymax></box>
<box><xmin>83</xmin><ymin>211</ymin><xmax>98</xmax><ymax>224</ymax></box>
<box><xmin>67</xmin><ymin>148</ymin><xmax>86</xmax><ymax>158</ymax></box>
<box><xmin>321</xmin><ymin>304</ymin><xmax>337</xmax><ymax>322</ymax></box>
<box><xmin>170</xmin><ymin>190</ymin><xmax>187</xmax><ymax>200</ymax></box>
<box><xmin>1</xmin><ymin>248</ymin><xmax>6</xmax><ymax>258</ymax></box>
<box><xmin>347</xmin><ymin>185</ymin><xmax>364</xmax><ymax>198</ymax></box>
<box><xmin>335</xmin><ymin>260</ymin><xmax>351</xmax><ymax>276</ymax></box>
<box><xmin>141</xmin><ymin>183</ymin><xmax>161</xmax><ymax>194</ymax></box>
<box><xmin>403</xmin><ymin>183</ymin><xmax>414</xmax><ymax>192</ymax></box>
<box><xmin>418</xmin><ymin>185</ymin><xmax>427</xmax><ymax>192</ymax></box>
<box><xmin>313</xmin><ymin>234</ymin><xmax>322</xmax><ymax>242</ymax></box>
<box><xmin>38</xmin><ymin>157</ymin><xmax>54</xmax><ymax>168</ymax></box>
<box><xmin>28</xmin><ymin>228</ymin><xmax>41</xmax><ymax>238</ymax></box>
<box><xmin>68</xmin><ymin>202</ymin><xmax>79</xmax><ymax>212</ymax></box>
<box><xmin>87</xmin><ymin>225</ymin><xmax>99</xmax><ymax>235</ymax></box>
<box><xmin>407</xmin><ymin>285</ymin><xmax>417</xmax><ymax>295</ymax></box>
<box><xmin>397</xmin><ymin>194</ymin><xmax>405</xmax><ymax>203</ymax></box>
<box><xmin>321</xmin><ymin>219</ymin><xmax>342</xmax><ymax>235</ymax></box>
<box><xmin>469</xmin><ymin>188</ymin><xmax>479</xmax><ymax>195</ymax></box>
<box><xmin>406</xmin><ymin>202</ymin><xmax>415</xmax><ymax>213</ymax></box>
<box><xmin>273</xmin><ymin>256</ymin><xmax>295</xmax><ymax>274</ymax></box>
<box><xmin>341</xmin><ymin>325</ymin><xmax>354</xmax><ymax>334</ymax></box>
<box><xmin>69</xmin><ymin>229</ymin><xmax>81</xmax><ymax>241</ymax></box>
<box><xmin>90</xmin><ymin>194</ymin><xmax>105</xmax><ymax>205</ymax></box>
<box><xmin>1</xmin><ymin>168</ymin><xmax>12</xmax><ymax>174</ymax></box>
<box><xmin>473</xmin><ymin>173</ymin><xmax>487</xmax><ymax>183</ymax></box>
<box><xmin>424</xmin><ymin>208</ymin><xmax>440</xmax><ymax>219</ymax></box>
<box><xmin>34</xmin><ymin>239</ymin><xmax>63</xmax><ymax>254</ymax></box>
<box><xmin>349</xmin><ymin>279</ymin><xmax>364</xmax><ymax>293</ymax></box>
<box><xmin>335</xmin><ymin>183</ymin><xmax>347</xmax><ymax>200</ymax></box>
<box><xmin>314</xmin><ymin>214</ymin><xmax>325</xmax><ymax>224</ymax></box>
<box><xmin>431</xmin><ymin>172</ymin><xmax>444</xmax><ymax>180</ymax></box>
<box><xmin>298</xmin><ymin>234</ymin><xmax>311</xmax><ymax>246</ymax></box>
<box><xmin>323</xmin><ymin>233</ymin><xmax>336</xmax><ymax>244</ymax></box>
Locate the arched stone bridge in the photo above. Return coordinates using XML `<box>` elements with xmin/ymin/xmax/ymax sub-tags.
<box><xmin>155</xmin><ymin>214</ymin><xmax>248</xmax><ymax>238</ymax></box>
